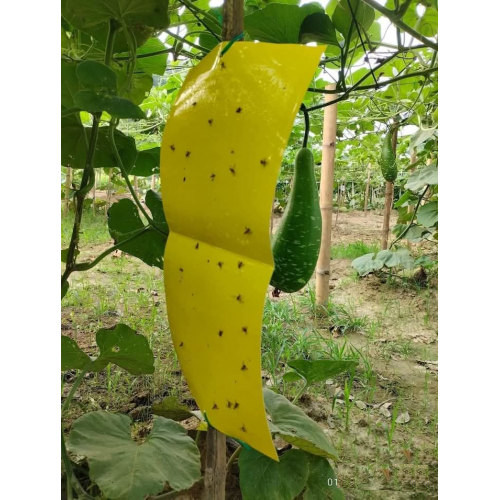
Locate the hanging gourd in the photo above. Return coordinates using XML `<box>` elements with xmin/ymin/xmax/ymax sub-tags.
<box><xmin>160</xmin><ymin>42</ymin><xmax>324</xmax><ymax>460</ymax></box>
<box><xmin>380</xmin><ymin>125</ymin><xmax>398</xmax><ymax>182</ymax></box>
<box><xmin>271</xmin><ymin>147</ymin><xmax>322</xmax><ymax>292</ymax></box>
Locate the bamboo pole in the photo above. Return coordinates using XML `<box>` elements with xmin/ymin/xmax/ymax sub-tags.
<box><xmin>315</xmin><ymin>84</ymin><xmax>337</xmax><ymax>307</ymax></box>
<box><xmin>64</xmin><ymin>166</ymin><xmax>72</xmax><ymax>215</ymax></box>
<box><xmin>363</xmin><ymin>164</ymin><xmax>371</xmax><ymax>215</ymax></box>
<box><xmin>202</xmin><ymin>1</ymin><xmax>244</xmax><ymax>497</ymax></box>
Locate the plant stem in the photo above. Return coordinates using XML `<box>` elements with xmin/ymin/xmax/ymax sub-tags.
<box><xmin>300</xmin><ymin>104</ymin><xmax>310</xmax><ymax>149</ymax></box>
<box><xmin>73</xmin><ymin>227</ymin><xmax>150</xmax><ymax>272</ymax></box>
<box><xmin>360</xmin><ymin>0</ymin><xmax>438</xmax><ymax>50</ymax></box>
<box><xmin>108</xmin><ymin>119</ymin><xmax>167</xmax><ymax>236</ymax></box>
<box><xmin>166</xmin><ymin>29</ymin><xmax>209</xmax><ymax>53</ymax></box>
<box><xmin>61</xmin><ymin>114</ymin><xmax>101</xmax><ymax>287</ymax></box>
<box><xmin>61</xmin><ymin>431</ymin><xmax>74</xmax><ymax>500</ymax></box>
<box><xmin>390</xmin><ymin>185</ymin><xmax>429</xmax><ymax>248</ymax></box>
<box><xmin>225</xmin><ymin>445</ymin><xmax>242</xmax><ymax>479</ymax></box>
<box><xmin>292</xmin><ymin>380</ymin><xmax>309</xmax><ymax>405</ymax></box>
<box><xmin>62</xmin><ymin>367</ymin><xmax>89</xmax><ymax>414</ymax></box>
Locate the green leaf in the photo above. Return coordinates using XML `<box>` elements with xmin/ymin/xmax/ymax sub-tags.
<box><xmin>332</xmin><ymin>0</ymin><xmax>375</xmax><ymax>41</ymax></box>
<box><xmin>76</xmin><ymin>61</ymin><xmax>117</xmax><ymax>93</ymax></box>
<box><xmin>417</xmin><ymin>7</ymin><xmax>438</xmax><ymax>37</ymax></box>
<box><xmin>403</xmin><ymin>224</ymin><xmax>430</xmax><ymax>243</ymax></box>
<box><xmin>199</xmin><ymin>32</ymin><xmax>219</xmax><ymax>51</ymax></box>
<box><xmin>136</xmin><ymin>37</ymin><xmax>168</xmax><ymax>76</ymax></box>
<box><xmin>63</xmin><ymin>0</ymin><xmax>170</xmax><ymax>31</ymax></box>
<box><xmin>152</xmin><ymin>396</ymin><xmax>193</xmax><ymax>421</ymax></box>
<box><xmin>61</xmin><ymin>336</ymin><xmax>91</xmax><ymax>371</ymax></box>
<box><xmin>130</xmin><ymin>147</ymin><xmax>161</xmax><ymax>177</ymax></box>
<box><xmin>264</xmin><ymin>389</ymin><xmax>338</xmax><ymax>459</ymax></box>
<box><xmin>352</xmin><ymin>252</ymin><xmax>382</xmax><ymax>276</ymax></box>
<box><xmin>393</xmin><ymin>248</ymin><xmax>415</xmax><ymax>270</ymax></box>
<box><xmin>91</xmin><ymin>323</ymin><xmax>155</xmax><ymax>375</ymax></box>
<box><xmin>74</xmin><ymin>90</ymin><xmax>146</xmax><ymax>119</ymax></box>
<box><xmin>300</xmin><ymin>12</ymin><xmax>339</xmax><ymax>45</ymax></box>
<box><xmin>406</xmin><ymin>164</ymin><xmax>438</xmax><ymax>191</ymax></box>
<box><xmin>303</xmin><ymin>454</ymin><xmax>344</xmax><ymax>500</ymax></box>
<box><xmin>409</xmin><ymin>127</ymin><xmax>437</xmax><ymax>150</ymax></box>
<box><xmin>61</xmin><ymin>60</ymin><xmax>80</xmax><ymax>109</ymax></box>
<box><xmin>239</xmin><ymin>448</ymin><xmax>309</xmax><ymax>500</ymax></box>
<box><xmin>68</xmin><ymin>412</ymin><xmax>201</xmax><ymax>499</ymax></box>
<box><xmin>393</xmin><ymin>190</ymin><xmax>417</xmax><ymax>208</ymax></box>
<box><xmin>287</xmin><ymin>359</ymin><xmax>357</xmax><ymax>385</ymax></box>
<box><xmin>117</xmin><ymin>72</ymin><xmax>154</xmax><ymax>105</ymax></box>
<box><xmin>62</xmin><ymin>280</ymin><xmax>69</xmax><ymax>300</ymax></box>
<box><xmin>282</xmin><ymin>371</ymin><xmax>305</xmax><ymax>383</ymax></box>
<box><xmin>245</xmin><ymin>3</ymin><xmax>323</xmax><ymax>44</ymax></box>
<box><xmin>96</xmin><ymin>127</ymin><xmax>138</xmax><ymax>172</ymax></box>
<box><xmin>145</xmin><ymin>190</ymin><xmax>169</xmax><ymax>234</ymax></box>
<box><xmin>107</xmin><ymin>198</ymin><xmax>167</xmax><ymax>268</ymax></box>
<box><xmin>375</xmin><ymin>249</ymin><xmax>400</xmax><ymax>268</ymax></box>
<box><xmin>417</xmin><ymin>201</ymin><xmax>438</xmax><ymax>228</ymax></box>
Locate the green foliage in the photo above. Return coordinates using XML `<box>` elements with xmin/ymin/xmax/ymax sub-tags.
<box><xmin>264</xmin><ymin>388</ymin><xmax>338</xmax><ymax>459</ymax></box>
<box><xmin>352</xmin><ymin>248</ymin><xmax>416</xmax><ymax>276</ymax></box>
<box><xmin>330</xmin><ymin>241</ymin><xmax>379</xmax><ymax>260</ymax></box>
<box><xmin>286</xmin><ymin>359</ymin><xmax>358</xmax><ymax>385</ymax></box>
<box><xmin>68</xmin><ymin>412</ymin><xmax>201</xmax><ymax>499</ymax></box>
<box><xmin>107</xmin><ymin>190</ymin><xmax>168</xmax><ymax>268</ymax></box>
<box><xmin>152</xmin><ymin>396</ymin><xmax>194</xmax><ymax>421</ymax></box>
<box><xmin>61</xmin><ymin>336</ymin><xmax>91</xmax><ymax>371</ymax></box>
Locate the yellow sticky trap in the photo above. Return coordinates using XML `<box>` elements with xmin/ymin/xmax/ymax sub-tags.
<box><xmin>160</xmin><ymin>42</ymin><xmax>324</xmax><ymax>460</ymax></box>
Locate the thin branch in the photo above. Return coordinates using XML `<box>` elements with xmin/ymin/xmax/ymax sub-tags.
<box><xmin>390</xmin><ymin>185</ymin><xmax>429</xmax><ymax>248</ymax></box>
<box><xmin>179</xmin><ymin>0</ymin><xmax>222</xmax><ymax>41</ymax></box>
<box><xmin>73</xmin><ymin>227</ymin><xmax>151</xmax><ymax>272</ymax></box>
<box><xmin>306</xmin><ymin>67</ymin><xmax>437</xmax><ymax>112</ymax></box>
<box><xmin>166</xmin><ymin>29</ymin><xmax>209</xmax><ymax>54</ymax></box>
<box><xmin>360</xmin><ymin>0</ymin><xmax>438</xmax><ymax>51</ymax></box>
<box><xmin>300</xmin><ymin>104</ymin><xmax>310</xmax><ymax>148</ymax></box>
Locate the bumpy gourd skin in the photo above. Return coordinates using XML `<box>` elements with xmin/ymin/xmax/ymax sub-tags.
<box><xmin>380</xmin><ymin>127</ymin><xmax>397</xmax><ymax>182</ymax></box>
<box><xmin>271</xmin><ymin>148</ymin><xmax>322</xmax><ymax>292</ymax></box>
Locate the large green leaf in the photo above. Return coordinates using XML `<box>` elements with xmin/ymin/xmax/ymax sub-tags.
<box><xmin>352</xmin><ymin>252</ymin><xmax>382</xmax><ymax>276</ymax></box>
<box><xmin>239</xmin><ymin>448</ymin><xmax>309</xmax><ymax>500</ymax></box>
<box><xmin>303</xmin><ymin>454</ymin><xmax>344</xmax><ymax>500</ymax></box>
<box><xmin>245</xmin><ymin>3</ymin><xmax>323</xmax><ymax>43</ymax></box>
<box><xmin>332</xmin><ymin>0</ymin><xmax>375</xmax><ymax>41</ymax></box>
<box><xmin>61</xmin><ymin>60</ymin><xmax>80</xmax><ymax>109</ymax></box>
<box><xmin>68</xmin><ymin>412</ymin><xmax>201</xmax><ymax>499</ymax></box>
<box><xmin>300</xmin><ymin>12</ymin><xmax>339</xmax><ymax>45</ymax></box>
<box><xmin>129</xmin><ymin>147</ymin><xmax>161</xmax><ymax>177</ymax></box>
<box><xmin>61</xmin><ymin>336</ymin><xmax>91</xmax><ymax>371</ymax></box>
<box><xmin>417</xmin><ymin>200</ymin><xmax>438</xmax><ymax>228</ymax></box>
<box><xmin>91</xmin><ymin>323</ymin><xmax>155</xmax><ymax>375</ymax></box>
<box><xmin>409</xmin><ymin>127</ymin><xmax>437</xmax><ymax>150</ymax></box>
<box><xmin>63</xmin><ymin>0</ymin><xmax>170</xmax><ymax>30</ymax></box>
<box><xmin>145</xmin><ymin>190</ymin><xmax>169</xmax><ymax>234</ymax></box>
<box><xmin>117</xmin><ymin>72</ymin><xmax>154</xmax><ymax>106</ymax></box>
<box><xmin>406</xmin><ymin>164</ymin><xmax>438</xmax><ymax>191</ymax></box>
<box><xmin>264</xmin><ymin>389</ymin><xmax>338</xmax><ymax>459</ymax></box>
<box><xmin>61</xmin><ymin>122</ymin><xmax>137</xmax><ymax>170</ymax></box>
<box><xmin>133</xmin><ymin>37</ymin><xmax>169</xmax><ymax>76</ymax></box>
<box><xmin>107</xmin><ymin>194</ymin><xmax>167</xmax><ymax>268</ymax></box>
<box><xmin>287</xmin><ymin>359</ymin><xmax>357</xmax><ymax>385</ymax></box>
<box><xmin>74</xmin><ymin>90</ymin><xmax>146</xmax><ymax>119</ymax></box>
<box><xmin>76</xmin><ymin>60</ymin><xmax>117</xmax><ymax>93</ymax></box>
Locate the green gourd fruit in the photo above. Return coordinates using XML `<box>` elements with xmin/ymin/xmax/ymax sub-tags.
<box><xmin>380</xmin><ymin>126</ymin><xmax>397</xmax><ymax>182</ymax></box>
<box><xmin>270</xmin><ymin>148</ymin><xmax>322</xmax><ymax>292</ymax></box>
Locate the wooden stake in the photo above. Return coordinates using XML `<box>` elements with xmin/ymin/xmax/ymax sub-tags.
<box><xmin>316</xmin><ymin>84</ymin><xmax>337</xmax><ymax>307</ymax></box>
<box><xmin>381</xmin><ymin>180</ymin><xmax>394</xmax><ymax>249</ymax></box>
<box><xmin>364</xmin><ymin>164</ymin><xmax>371</xmax><ymax>216</ymax></box>
<box><xmin>202</xmin><ymin>427</ymin><xmax>227</xmax><ymax>500</ymax></box>
<box><xmin>64</xmin><ymin>166</ymin><xmax>72</xmax><ymax>215</ymax></box>
<box><xmin>202</xmin><ymin>2</ymin><xmax>244</xmax><ymax>497</ymax></box>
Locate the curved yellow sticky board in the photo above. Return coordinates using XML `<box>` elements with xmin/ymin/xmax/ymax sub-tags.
<box><xmin>160</xmin><ymin>42</ymin><xmax>324</xmax><ymax>460</ymax></box>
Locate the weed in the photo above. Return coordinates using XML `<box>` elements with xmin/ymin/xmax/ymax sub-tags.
<box><xmin>330</xmin><ymin>241</ymin><xmax>379</xmax><ymax>260</ymax></box>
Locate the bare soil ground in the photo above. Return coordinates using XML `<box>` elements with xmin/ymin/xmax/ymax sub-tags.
<box><xmin>62</xmin><ymin>209</ymin><xmax>437</xmax><ymax>499</ymax></box>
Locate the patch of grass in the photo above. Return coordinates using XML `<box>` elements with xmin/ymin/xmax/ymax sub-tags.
<box><xmin>62</xmin><ymin>210</ymin><xmax>112</xmax><ymax>248</ymax></box>
<box><xmin>330</xmin><ymin>241</ymin><xmax>379</xmax><ymax>260</ymax></box>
